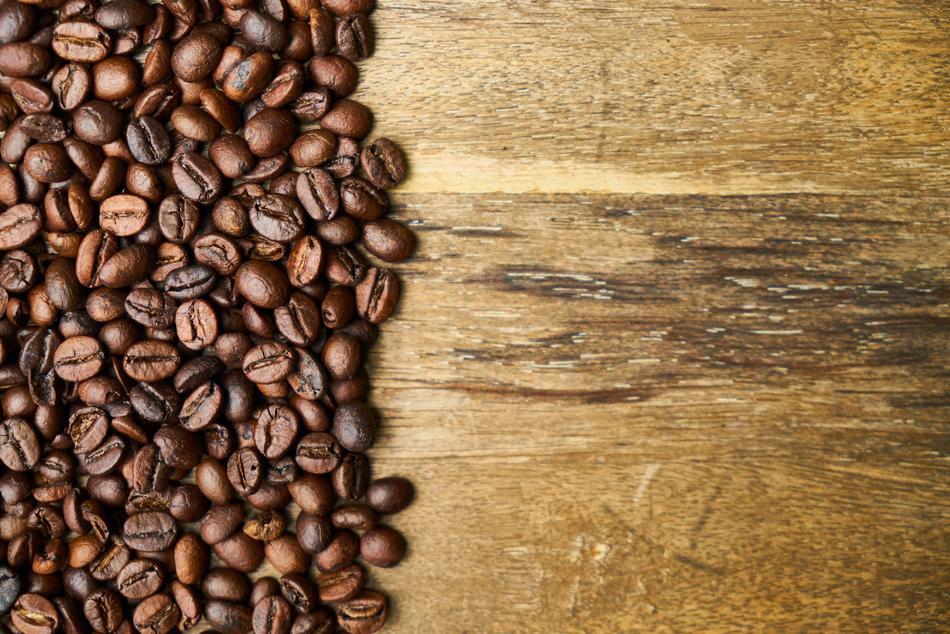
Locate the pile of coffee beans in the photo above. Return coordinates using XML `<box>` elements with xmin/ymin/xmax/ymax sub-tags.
<box><xmin>0</xmin><ymin>0</ymin><xmax>416</xmax><ymax>631</ymax></box>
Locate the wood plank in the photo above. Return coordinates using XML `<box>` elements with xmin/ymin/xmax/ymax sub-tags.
<box><xmin>358</xmin><ymin>1</ymin><xmax>950</xmax><ymax>194</ymax></box>
<box><xmin>363</xmin><ymin>192</ymin><xmax>949</xmax><ymax>631</ymax></box>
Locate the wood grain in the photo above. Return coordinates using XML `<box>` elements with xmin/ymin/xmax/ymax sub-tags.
<box><xmin>366</xmin><ymin>193</ymin><xmax>949</xmax><ymax>632</ymax></box>
<box><xmin>359</xmin><ymin>0</ymin><xmax>949</xmax><ymax>195</ymax></box>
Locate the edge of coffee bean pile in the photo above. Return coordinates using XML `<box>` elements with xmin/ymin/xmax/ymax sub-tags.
<box><xmin>0</xmin><ymin>0</ymin><xmax>414</xmax><ymax>632</ymax></box>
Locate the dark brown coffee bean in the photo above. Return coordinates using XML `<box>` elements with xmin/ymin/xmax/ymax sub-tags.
<box><xmin>331</xmin><ymin>402</ymin><xmax>376</xmax><ymax>453</ymax></box>
<box><xmin>355</xmin><ymin>267</ymin><xmax>400</xmax><ymax>324</ymax></box>
<box><xmin>307</xmin><ymin>55</ymin><xmax>356</xmax><ymax>98</ymax></box>
<box><xmin>235</xmin><ymin>260</ymin><xmax>289</xmax><ymax>308</ymax></box>
<box><xmin>174</xmin><ymin>299</ymin><xmax>217</xmax><ymax>350</ymax></box>
<box><xmin>116</xmin><ymin>559</ymin><xmax>163</xmax><ymax>600</ymax></box>
<box><xmin>287</xmin><ymin>348</ymin><xmax>328</xmax><ymax>402</ymax></box>
<box><xmin>226</xmin><ymin>447</ymin><xmax>264</xmax><ymax>495</ymax></box>
<box><xmin>73</xmin><ymin>101</ymin><xmax>124</xmax><ymax>145</ymax></box>
<box><xmin>316</xmin><ymin>564</ymin><xmax>364</xmax><ymax>603</ymax></box>
<box><xmin>360</xmin><ymin>138</ymin><xmax>407</xmax><ymax>189</ymax></box>
<box><xmin>223</xmin><ymin>51</ymin><xmax>273</xmax><ymax>103</ymax></box>
<box><xmin>153</xmin><ymin>424</ymin><xmax>202</xmax><ymax>469</ymax></box>
<box><xmin>275</xmin><ymin>292</ymin><xmax>321</xmax><ymax>345</ymax></box>
<box><xmin>294</xmin><ymin>167</ymin><xmax>339</xmax><ymax>221</ymax></box>
<box><xmin>0</xmin><ymin>204</ymin><xmax>42</xmax><ymax>250</ymax></box>
<box><xmin>320</xmin><ymin>99</ymin><xmax>372</xmax><ymax>139</ymax></box>
<box><xmin>279</xmin><ymin>573</ymin><xmax>318</xmax><ymax>614</ymax></box>
<box><xmin>362</xmin><ymin>218</ymin><xmax>416</xmax><ymax>262</ymax></box>
<box><xmin>123</xmin><ymin>339</ymin><xmax>180</xmax><ymax>382</ymax></box>
<box><xmin>52</xmin><ymin>336</ymin><xmax>104</xmax><ymax>382</ymax></box>
<box><xmin>171</xmin><ymin>31</ymin><xmax>222</xmax><ymax>82</ymax></box>
<box><xmin>242</xmin><ymin>342</ymin><xmax>293</xmax><ymax>384</ymax></box>
<box><xmin>125</xmin><ymin>288</ymin><xmax>176</xmax><ymax>328</ymax></box>
<box><xmin>321</xmin><ymin>332</ymin><xmax>361</xmax><ymax>380</ymax></box>
<box><xmin>288</xmin><ymin>88</ymin><xmax>330</xmax><ymax>123</ymax></box>
<box><xmin>286</xmin><ymin>236</ymin><xmax>324</xmax><ymax>287</ymax></box>
<box><xmin>11</xmin><ymin>592</ymin><xmax>58</xmax><ymax>634</ymax></box>
<box><xmin>171</xmin><ymin>533</ymin><xmax>207</xmax><ymax>585</ymax></box>
<box><xmin>132</xmin><ymin>593</ymin><xmax>180</xmax><ymax>634</ymax></box>
<box><xmin>67</xmin><ymin>407</ymin><xmax>109</xmax><ymax>454</ymax></box>
<box><xmin>336</xmin><ymin>14</ymin><xmax>373</xmax><ymax>62</ymax></box>
<box><xmin>96</xmin><ymin>0</ymin><xmax>155</xmax><ymax>28</ymax></box>
<box><xmin>204</xmin><ymin>601</ymin><xmax>253</xmax><ymax>634</ymax></box>
<box><xmin>263</xmin><ymin>533</ymin><xmax>308</xmax><ymax>575</ymax></box>
<box><xmin>83</xmin><ymin>587</ymin><xmax>123</xmax><ymax>633</ymax></box>
<box><xmin>163</xmin><ymin>264</ymin><xmax>216</xmax><ymax>300</ymax></box>
<box><xmin>202</xmin><ymin>567</ymin><xmax>250</xmax><ymax>602</ymax></box>
<box><xmin>245</xmin><ymin>108</ymin><xmax>296</xmax><ymax>157</ymax></box>
<box><xmin>360</xmin><ymin>526</ymin><xmax>405</xmax><ymax>568</ymax></box>
<box><xmin>321</xmin><ymin>0</ymin><xmax>375</xmax><ymax>16</ymax></box>
<box><xmin>92</xmin><ymin>56</ymin><xmax>139</xmax><ymax>101</ymax></box>
<box><xmin>331</xmin><ymin>504</ymin><xmax>378</xmax><ymax>531</ymax></box>
<box><xmin>0</xmin><ymin>42</ymin><xmax>51</xmax><ymax>78</ymax></box>
<box><xmin>98</xmin><ymin>242</ymin><xmax>154</xmax><ymax>288</ymax></box>
<box><xmin>335</xmin><ymin>591</ymin><xmax>387</xmax><ymax>634</ymax></box>
<box><xmin>126</xmin><ymin>117</ymin><xmax>171</xmax><ymax>166</ymax></box>
<box><xmin>210</xmin><ymin>136</ymin><xmax>254</xmax><ymax>180</ymax></box>
<box><xmin>99</xmin><ymin>194</ymin><xmax>150</xmax><ymax>236</ymax></box>
<box><xmin>295</xmin><ymin>432</ymin><xmax>341</xmax><ymax>474</ymax></box>
<box><xmin>294</xmin><ymin>512</ymin><xmax>332</xmax><ymax>555</ymax></box>
<box><xmin>262</xmin><ymin>62</ymin><xmax>304</xmax><ymax>109</ymax></box>
<box><xmin>0</xmin><ymin>3</ymin><xmax>36</xmax><ymax>44</ymax></box>
<box><xmin>315</xmin><ymin>529</ymin><xmax>358</xmax><ymax>573</ymax></box>
<box><xmin>11</xmin><ymin>79</ymin><xmax>54</xmax><ymax>115</ymax></box>
<box><xmin>123</xmin><ymin>511</ymin><xmax>177</xmax><ymax>551</ymax></box>
<box><xmin>0</xmin><ymin>417</ymin><xmax>41</xmax><ymax>472</ymax></box>
<box><xmin>254</xmin><ymin>403</ymin><xmax>298</xmax><ymax>460</ymax></box>
<box><xmin>332</xmin><ymin>451</ymin><xmax>369</xmax><ymax>501</ymax></box>
<box><xmin>252</xmin><ymin>595</ymin><xmax>293</xmax><ymax>634</ymax></box>
<box><xmin>172</xmin><ymin>151</ymin><xmax>223</xmax><ymax>204</ymax></box>
<box><xmin>212</xmin><ymin>531</ymin><xmax>263</xmax><ymax>573</ymax></box>
<box><xmin>167</xmin><ymin>485</ymin><xmax>207</xmax><ymax>523</ymax></box>
<box><xmin>174</xmin><ymin>356</ymin><xmax>224</xmax><ymax>393</ymax></box>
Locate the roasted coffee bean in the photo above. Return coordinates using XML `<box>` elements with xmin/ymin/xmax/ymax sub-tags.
<box><xmin>362</xmin><ymin>218</ymin><xmax>416</xmax><ymax>263</ymax></box>
<box><xmin>202</xmin><ymin>567</ymin><xmax>250</xmax><ymax>602</ymax></box>
<box><xmin>13</xmin><ymin>592</ymin><xmax>59</xmax><ymax>634</ymax></box>
<box><xmin>172</xmin><ymin>533</ymin><xmax>207</xmax><ymax>585</ymax></box>
<box><xmin>123</xmin><ymin>511</ymin><xmax>177</xmax><ymax>551</ymax></box>
<box><xmin>172</xmin><ymin>32</ymin><xmax>222</xmax><ymax>82</ymax></box>
<box><xmin>252</xmin><ymin>595</ymin><xmax>293</xmax><ymax>634</ymax></box>
<box><xmin>170</xmin><ymin>580</ymin><xmax>200</xmax><ymax>630</ymax></box>
<box><xmin>172</xmin><ymin>151</ymin><xmax>223</xmax><ymax>204</ymax></box>
<box><xmin>355</xmin><ymin>268</ymin><xmax>400</xmax><ymax>324</ymax></box>
<box><xmin>199</xmin><ymin>503</ymin><xmax>244</xmax><ymax>545</ymax></box>
<box><xmin>169</xmin><ymin>484</ymin><xmax>209</xmax><ymax>522</ymax></box>
<box><xmin>204</xmin><ymin>600</ymin><xmax>253</xmax><ymax>634</ymax></box>
<box><xmin>123</xmin><ymin>340</ymin><xmax>180</xmax><ymax>382</ymax></box>
<box><xmin>226</xmin><ymin>447</ymin><xmax>264</xmax><ymax>495</ymax></box>
<box><xmin>359</xmin><ymin>526</ymin><xmax>405</xmax><ymax>568</ymax></box>
<box><xmin>211</xmin><ymin>531</ymin><xmax>263</xmax><ymax>573</ymax></box>
<box><xmin>332</xmin><ymin>452</ymin><xmax>369</xmax><ymax>501</ymax></box>
<box><xmin>296</xmin><ymin>168</ymin><xmax>339</xmax><ymax>221</ymax></box>
<box><xmin>152</xmin><ymin>425</ymin><xmax>202</xmax><ymax>469</ymax></box>
<box><xmin>315</xmin><ymin>530</ymin><xmax>358</xmax><ymax>573</ymax></box>
<box><xmin>163</xmin><ymin>264</ymin><xmax>216</xmax><ymax>300</ymax></box>
<box><xmin>317</xmin><ymin>564</ymin><xmax>364</xmax><ymax>603</ymax></box>
<box><xmin>116</xmin><ymin>559</ymin><xmax>163</xmax><ymax>600</ymax></box>
<box><xmin>132</xmin><ymin>593</ymin><xmax>179</xmax><ymax>634</ymax></box>
<box><xmin>235</xmin><ymin>260</ymin><xmax>289</xmax><ymax>309</ymax></box>
<box><xmin>335</xmin><ymin>591</ymin><xmax>387</xmax><ymax>634</ymax></box>
<box><xmin>83</xmin><ymin>587</ymin><xmax>123</xmax><ymax>633</ymax></box>
<box><xmin>332</xmin><ymin>504</ymin><xmax>378</xmax><ymax>531</ymax></box>
<box><xmin>127</xmin><ymin>117</ymin><xmax>171</xmax><ymax>166</ymax></box>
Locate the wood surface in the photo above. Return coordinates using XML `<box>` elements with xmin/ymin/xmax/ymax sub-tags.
<box><xmin>352</xmin><ymin>1</ymin><xmax>950</xmax><ymax>632</ymax></box>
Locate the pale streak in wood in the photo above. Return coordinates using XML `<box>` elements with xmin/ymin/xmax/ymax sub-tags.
<box><xmin>194</xmin><ymin>1</ymin><xmax>945</xmax><ymax>632</ymax></box>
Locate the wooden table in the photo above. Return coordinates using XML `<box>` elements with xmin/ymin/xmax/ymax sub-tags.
<box><xmin>357</xmin><ymin>2</ymin><xmax>949</xmax><ymax>631</ymax></box>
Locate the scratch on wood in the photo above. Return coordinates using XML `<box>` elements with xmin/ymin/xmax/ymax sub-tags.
<box><xmin>633</xmin><ymin>464</ymin><xmax>662</xmax><ymax>506</ymax></box>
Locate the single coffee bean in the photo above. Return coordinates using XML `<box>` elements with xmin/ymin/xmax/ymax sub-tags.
<box><xmin>82</xmin><ymin>588</ymin><xmax>123</xmax><ymax>633</ymax></box>
<box><xmin>127</xmin><ymin>117</ymin><xmax>171</xmax><ymax>165</ymax></box>
<box><xmin>332</xmin><ymin>451</ymin><xmax>370</xmax><ymax>501</ymax></box>
<box><xmin>336</xmin><ymin>14</ymin><xmax>373</xmax><ymax>62</ymax></box>
<box><xmin>315</xmin><ymin>530</ymin><xmax>359</xmax><ymax>573</ymax></box>
<box><xmin>53</xmin><ymin>336</ymin><xmax>104</xmax><ymax>382</ymax></box>
<box><xmin>172</xmin><ymin>151</ymin><xmax>223</xmax><ymax>204</ymax></box>
<box><xmin>202</xmin><ymin>567</ymin><xmax>251</xmax><ymax>603</ymax></box>
<box><xmin>172</xmin><ymin>32</ymin><xmax>222</xmax><ymax>82</ymax></box>
<box><xmin>0</xmin><ymin>204</ymin><xmax>42</xmax><ymax>250</ymax></box>
<box><xmin>279</xmin><ymin>573</ymin><xmax>318</xmax><ymax>614</ymax></box>
<box><xmin>355</xmin><ymin>267</ymin><xmax>400</xmax><ymax>324</ymax></box>
<box><xmin>359</xmin><ymin>526</ymin><xmax>406</xmax><ymax>568</ymax></box>
<box><xmin>296</xmin><ymin>168</ymin><xmax>339</xmax><ymax>221</ymax></box>
<box><xmin>204</xmin><ymin>601</ymin><xmax>253</xmax><ymax>634</ymax></box>
<box><xmin>360</xmin><ymin>138</ymin><xmax>407</xmax><ymax>189</ymax></box>
<box><xmin>253</xmin><ymin>595</ymin><xmax>293</xmax><ymax>634</ymax></box>
<box><xmin>123</xmin><ymin>339</ymin><xmax>180</xmax><ymax>382</ymax></box>
<box><xmin>335</xmin><ymin>591</ymin><xmax>387</xmax><ymax>634</ymax></box>
<box><xmin>319</xmin><ymin>99</ymin><xmax>372</xmax><ymax>139</ymax></box>
<box><xmin>295</xmin><ymin>432</ymin><xmax>341</xmax><ymax>474</ymax></box>
<box><xmin>13</xmin><ymin>593</ymin><xmax>59</xmax><ymax>634</ymax></box>
<box><xmin>212</xmin><ymin>531</ymin><xmax>264</xmax><ymax>573</ymax></box>
<box><xmin>171</xmin><ymin>580</ymin><xmax>201</xmax><ymax>630</ymax></box>
<box><xmin>295</xmin><ymin>512</ymin><xmax>332</xmax><ymax>554</ymax></box>
<box><xmin>331</xmin><ymin>504</ymin><xmax>378</xmax><ymax>531</ymax></box>
<box><xmin>132</xmin><ymin>593</ymin><xmax>180</xmax><ymax>634</ymax></box>
<box><xmin>163</xmin><ymin>264</ymin><xmax>216</xmax><ymax>300</ymax></box>
<box><xmin>361</xmin><ymin>218</ymin><xmax>416</xmax><ymax>262</ymax></box>
<box><xmin>226</xmin><ymin>447</ymin><xmax>265</xmax><ymax>495</ymax></box>
<box><xmin>332</xmin><ymin>402</ymin><xmax>377</xmax><ymax>452</ymax></box>
<box><xmin>116</xmin><ymin>559</ymin><xmax>163</xmax><ymax>600</ymax></box>
<box><xmin>123</xmin><ymin>511</ymin><xmax>177</xmax><ymax>551</ymax></box>
<box><xmin>235</xmin><ymin>260</ymin><xmax>290</xmax><ymax>308</ymax></box>
<box><xmin>99</xmin><ymin>194</ymin><xmax>150</xmax><ymax>236</ymax></box>
<box><xmin>245</xmin><ymin>108</ymin><xmax>296</xmax><ymax>157</ymax></box>
<box><xmin>72</xmin><ymin>101</ymin><xmax>124</xmax><ymax>145</ymax></box>
<box><xmin>316</xmin><ymin>564</ymin><xmax>364</xmax><ymax>603</ymax></box>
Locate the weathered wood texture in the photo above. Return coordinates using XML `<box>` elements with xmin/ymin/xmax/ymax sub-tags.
<box><xmin>349</xmin><ymin>1</ymin><xmax>950</xmax><ymax>632</ymax></box>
